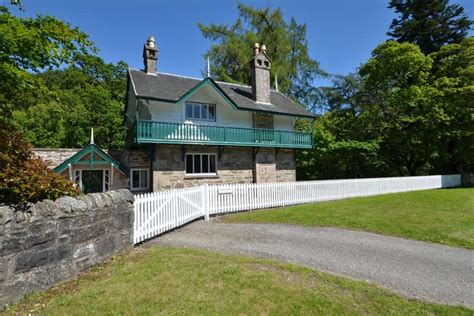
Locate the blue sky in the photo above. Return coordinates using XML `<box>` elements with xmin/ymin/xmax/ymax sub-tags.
<box><xmin>15</xmin><ymin>0</ymin><xmax>473</xmax><ymax>86</ymax></box>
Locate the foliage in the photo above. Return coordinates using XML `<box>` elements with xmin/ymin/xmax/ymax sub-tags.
<box><xmin>199</xmin><ymin>2</ymin><xmax>326</xmax><ymax>112</ymax></box>
<box><xmin>428</xmin><ymin>38</ymin><xmax>474</xmax><ymax>173</ymax></box>
<box><xmin>301</xmin><ymin>39</ymin><xmax>473</xmax><ymax>179</ymax></box>
<box><xmin>0</xmin><ymin>6</ymin><xmax>127</xmax><ymax>149</ymax></box>
<box><xmin>225</xmin><ymin>188</ymin><xmax>474</xmax><ymax>249</ymax></box>
<box><xmin>297</xmin><ymin>115</ymin><xmax>384</xmax><ymax>180</ymax></box>
<box><xmin>387</xmin><ymin>0</ymin><xmax>472</xmax><ymax>55</ymax></box>
<box><xmin>0</xmin><ymin>5</ymin><xmax>94</xmax><ymax>118</ymax></box>
<box><xmin>4</xmin><ymin>247</ymin><xmax>472</xmax><ymax>315</ymax></box>
<box><xmin>19</xmin><ymin>55</ymin><xmax>128</xmax><ymax>149</ymax></box>
<box><xmin>0</xmin><ymin>122</ymin><xmax>80</xmax><ymax>206</ymax></box>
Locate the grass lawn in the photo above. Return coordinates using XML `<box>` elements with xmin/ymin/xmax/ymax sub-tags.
<box><xmin>2</xmin><ymin>246</ymin><xmax>472</xmax><ymax>315</ymax></box>
<box><xmin>224</xmin><ymin>188</ymin><xmax>474</xmax><ymax>249</ymax></box>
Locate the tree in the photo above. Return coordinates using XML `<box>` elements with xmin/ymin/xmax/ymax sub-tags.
<box><xmin>428</xmin><ymin>38</ymin><xmax>474</xmax><ymax>173</ymax></box>
<box><xmin>387</xmin><ymin>0</ymin><xmax>472</xmax><ymax>54</ymax></box>
<box><xmin>10</xmin><ymin>54</ymin><xmax>127</xmax><ymax>149</ymax></box>
<box><xmin>199</xmin><ymin>2</ymin><xmax>326</xmax><ymax>113</ymax></box>
<box><xmin>307</xmin><ymin>39</ymin><xmax>473</xmax><ymax>179</ymax></box>
<box><xmin>0</xmin><ymin>6</ymin><xmax>94</xmax><ymax>118</ymax></box>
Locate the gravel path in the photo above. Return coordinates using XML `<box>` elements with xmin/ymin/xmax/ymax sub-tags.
<box><xmin>152</xmin><ymin>220</ymin><xmax>473</xmax><ymax>308</ymax></box>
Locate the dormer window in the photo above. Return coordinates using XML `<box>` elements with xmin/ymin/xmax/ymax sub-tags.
<box><xmin>185</xmin><ymin>102</ymin><xmax>216</xmax><ymax>121</ymax></box>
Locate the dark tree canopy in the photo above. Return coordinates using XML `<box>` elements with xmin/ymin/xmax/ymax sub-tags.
<box><xmin>387</xmin><ymin>0</ymin><xmax>472</xmax><ymax>54</ymax></box>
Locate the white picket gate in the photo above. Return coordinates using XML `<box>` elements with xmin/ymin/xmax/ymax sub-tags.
<box><xmin>133</xmin><ymin>174</ymin><xmax>461</xmax><ymax>244</ymax></box>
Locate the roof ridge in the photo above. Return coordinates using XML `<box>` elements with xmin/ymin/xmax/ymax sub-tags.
<box><xmin>130</xmin><ymin>68</ymin><xmax>281</xmax><ymax>92</ymax></box>
<box><xmin>156</xmin><ymin>71</ymin><xmax>202</xmax><ymax>81</ymax></box>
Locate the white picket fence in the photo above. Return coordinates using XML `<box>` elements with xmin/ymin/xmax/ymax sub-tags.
<box><xmin>133</xmin><ymin>174</ymin><xmax>461</xmax><ymax>244</ymax></box>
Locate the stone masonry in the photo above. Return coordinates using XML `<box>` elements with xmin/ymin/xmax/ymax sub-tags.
<box><xmin>0</xmin><ymin>190</ymin><xmax>134</xmax><ymax>308</ymax></box>
<box><xmin>254</xmin><ymin>148</ymin><xmax>276</xmax><ymax>183</ymax></box>
<box><xmin>108</xmin><ymin>149</ymin><xmax>150</xmax><ymax>168</ymax></box>
<box><xmin>276</xmin><ymin>149</ymin><xmax>296</xmax><ymax>182</ymax></box>
<box><xmin>153</xmin><ymin>145</ymin><xmax>254</xmax><ymax>190</ymax></box>
<box><xmin>152</xmin><ymin>145</ymin><xmax>296</xmax><ymax>190</ymax></box>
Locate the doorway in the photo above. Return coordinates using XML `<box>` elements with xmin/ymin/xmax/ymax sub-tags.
<box><xmin>81</xmin><ymin>170</ymin><xmax>104</xmax><ymax>193</ymax></box>
<box><xmin>75</xmin><ymin>169</ymin><xmax>110</xmax><ymax>193</ymax></box>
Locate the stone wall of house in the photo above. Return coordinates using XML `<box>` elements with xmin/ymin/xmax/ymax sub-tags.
<box><xmin>254</xmin><ymin>148</ymin><xmax>276</xmax><ymax>183</ymax></box>
<box><xmin>0</xmin><ymin>190</ymin><xmax>134</xmax><ymax>308</ymax></box>
<box><xmin>108</xmin><ymin>149</ymin><xmax>150</xmax><ymax>169</ymax></box>
<box><xmin>276</xmin><ymin>149</ymin><xmax>296</xmax><ymax>182</ymax></box>
<box><xmin>153</xmin><ymin>145</ymin><xmax>254</xmax><ymax>190</ymax></box>
<box><xmin>152</xmin><ymin>145</ymin><xmax>296</xmax><ymax>190</ymax></box>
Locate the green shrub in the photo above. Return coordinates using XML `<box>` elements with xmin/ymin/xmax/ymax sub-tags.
<box><xmin>0</xmin><ymin>122</ymin><xmax>80</xmax><ymax>206</ymax></box>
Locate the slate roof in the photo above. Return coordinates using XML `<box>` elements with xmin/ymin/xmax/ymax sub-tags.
<box><xmin>128</xmin><ymin>69</ymin><xmax>315</xmax><ymax>118</ymax></box>
<box><xmin>33</xmin><ymin>148</ymin><xmax>81</xmax><ymax>168</ymax></box>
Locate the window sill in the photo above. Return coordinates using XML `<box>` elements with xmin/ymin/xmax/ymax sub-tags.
<box><xmin>184</xmin><ymin>174</ymin><xmax>219</xmax><ymax>179</ymax></box>
<box><xmin>130</xmin><ymin>188</ymin><xmax>149</xmax><ymax>192</ymax></box>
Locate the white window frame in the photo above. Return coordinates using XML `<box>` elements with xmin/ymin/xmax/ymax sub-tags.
<box><xmin>130</xmin><ymin>168</ymin><xmax>149</xmax><ymax>191</ymax></box>
<box><xmin>74</xmin><ymin>168</ymin><xmax>110</xmax><ymax>192</ymax></box>
<box><xmin>185</xmin><ymin>153</ymin><xmax>217</xmax><ymax>176</ymax></box>
<box><xmin>185</xmin><ymin>102</ymin><xmax>216</xmax><ymax>122</ymax></box>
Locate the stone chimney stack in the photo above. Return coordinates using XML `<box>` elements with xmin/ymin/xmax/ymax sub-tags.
<box><xmin>143</xmin><ymin>36</ymin><xmax>158</xmax><ymax>74</ymax></box>
<box><xmin>250</xmin><ymin>42</ymin><xmax>271</xmax><ymax>104</ymax></box>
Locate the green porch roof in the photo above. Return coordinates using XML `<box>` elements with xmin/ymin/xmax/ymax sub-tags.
<box><xmin>54</xmin><ymin>144</ymin><xmax>128</xmax><ymax>175</ymax></box>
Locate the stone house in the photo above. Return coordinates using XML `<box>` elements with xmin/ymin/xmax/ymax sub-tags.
<box><xmin>35</xmin><ymin>37</ymin><xmax>315</xmax><ymax>193</ymax></box>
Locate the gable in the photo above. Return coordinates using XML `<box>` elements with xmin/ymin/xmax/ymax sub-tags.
<box><xmin>128</xmin><ymin>70</ymin><xmax>315</xmax><ymax>118</ymax></box>
<box><xmin>54</xmin><ymin>144</ymin><xmax>128</xmax><ymax>175</ymax></box>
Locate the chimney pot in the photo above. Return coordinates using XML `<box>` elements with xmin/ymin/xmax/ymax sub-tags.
<box><xmin>147</xmin><ymin>36</ymin><xmax>156</xmax><ymax>48</ymax></box>
<box><xmin>249</xmin><ymin>43</ymin><xmax>271</xmax><ymax>103</ymax></box>
<box><xmin>143</xmin><ymin>35</ymin><xmax>158</xmax><ymax>74</ymax></box>
<box><xmin>254</xmin><ymin>42</ymin><xmax>260</xmax><ymax>55</ymax></box>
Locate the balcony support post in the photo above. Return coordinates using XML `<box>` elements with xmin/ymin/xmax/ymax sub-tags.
<box><xmin>218</xmin><ymin>146</ymin><xmax>225</xmax><ymax>161</ymax></box>
<box><xmin>181</xmin><ymin>145</ymin><xmax>186</xmax><ymax>161</ymax></box>
<box><xmin>252</xmin><ymin>148</ymin><xmax>260</xmax><ymax>161</ymax></box>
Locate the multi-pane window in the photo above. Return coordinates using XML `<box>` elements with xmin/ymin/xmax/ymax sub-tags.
<box><xmin>186</xmin><ymin>154</ymin><xmax>217</xmax><ymax>175</ymax></box>
<box><xmin>185</xmin><ymin>102</ymin><xmax>216</xmax><ymax>121</ymax></box>
<box><xmin>130</xmin><ymin>168</ymin><xmax>149</xmax><ymax>191</ymax></box>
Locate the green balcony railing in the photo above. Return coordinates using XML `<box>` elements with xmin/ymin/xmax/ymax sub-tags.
<box><xmin>135</xmin><ymin>120</ymin><xmax>313</xmax><ymax>149</ymax></box>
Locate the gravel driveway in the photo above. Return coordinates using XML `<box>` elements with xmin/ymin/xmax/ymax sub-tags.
<box><xmin>152</xmin><ymin>220</ymin><xmax>473</xmax><ymax>308</ymax></box>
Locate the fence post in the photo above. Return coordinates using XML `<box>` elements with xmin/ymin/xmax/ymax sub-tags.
<box><xmin>173</xmin><ymin>189</ymin><xmax>178</xmax><ymax>227</ymax></box>
<box><xmin>203</xmin><ymin>183</ymin><xmax>210</xmax><ymax>221</ymax></box>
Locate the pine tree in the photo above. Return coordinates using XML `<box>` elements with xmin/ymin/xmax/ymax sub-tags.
<box><xmin>199</xmin><ymin>3</ymin><xmax>326</xmax><ymax>113</ymax></box>
<box><xmin>387</xmin><ymin>0</ymin><xmax>472</xmax><ymax>54</ymax></box>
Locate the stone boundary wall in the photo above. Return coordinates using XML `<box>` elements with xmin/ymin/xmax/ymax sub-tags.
<box><xmin>0</xmin><ymin>190</ymin><xmax>134</xmax><ymax>308</ymax></box>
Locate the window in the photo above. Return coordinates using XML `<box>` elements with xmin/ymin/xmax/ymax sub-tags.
<box><xmin>185</xmin><ymin>102</ymin><xmax>216</xmax><ymax>121</ymax></box>
<box><xmin>185</xmin><ymin>154</ymin><xmax>217</xmax><ymax>176</ymax></box>
<box><xmin>130</xmin><ymin>168</ymin><xmax>149</xmax><ymax>191</ymax></box>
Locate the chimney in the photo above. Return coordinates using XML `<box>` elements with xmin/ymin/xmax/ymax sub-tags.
<box><xmin>143</xmin><ymin>36</ymin><xmax>158</xmax><ymax>74</ymax></box>
<box><xmin>249</xmin><ymin>42</ymin><xmax>271</xmax><ymax>104</ymax></box>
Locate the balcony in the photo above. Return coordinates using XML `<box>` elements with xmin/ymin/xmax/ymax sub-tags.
<box><xmin>135</xmin><ymin>120</ymin><xmax>313</xmax><ymax>149</ymax></box>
